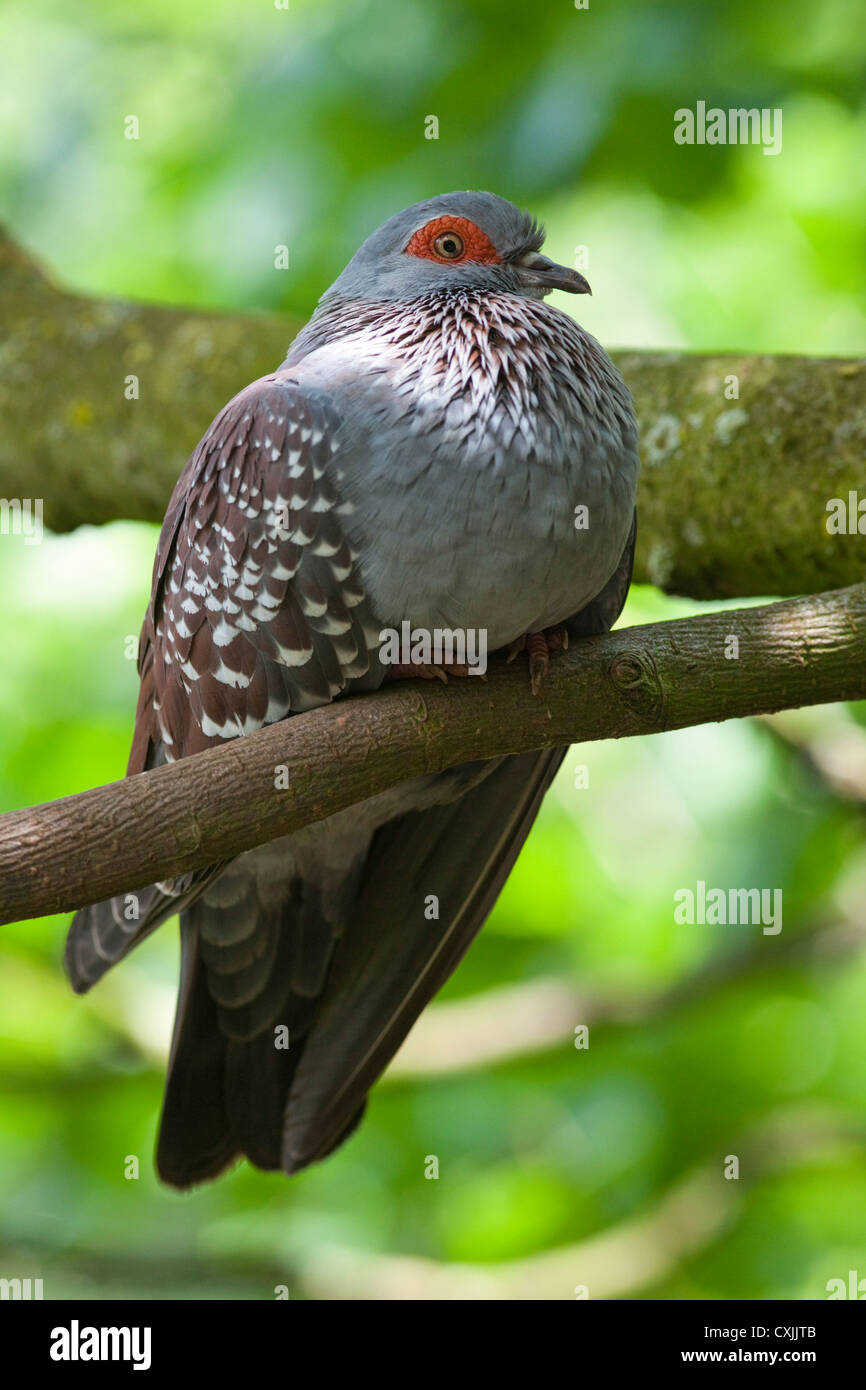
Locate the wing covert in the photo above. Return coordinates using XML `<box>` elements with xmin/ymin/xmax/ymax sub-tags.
<box><xmin>134</xmin><ymin>373</ymin><xmax>383</xmax><ymax>767</ymax></box>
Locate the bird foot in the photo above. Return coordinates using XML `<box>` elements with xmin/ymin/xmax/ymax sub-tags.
<box><xmin>505</xmin><ymin>624</ymin><xmax>568</xmax><ymax>695</ymax></box>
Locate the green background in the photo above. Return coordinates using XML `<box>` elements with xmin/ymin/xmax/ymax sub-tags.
<box><xmin>0</xmin><ymin>0</ymin><xmax>864</xmax><ymax>1299</ymax></box>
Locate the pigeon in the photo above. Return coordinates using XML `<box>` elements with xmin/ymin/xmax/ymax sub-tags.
<box><xmin>66</xmin><ymin>191</ymin><xmax>639</xmax><ymax>1186</ymax></box>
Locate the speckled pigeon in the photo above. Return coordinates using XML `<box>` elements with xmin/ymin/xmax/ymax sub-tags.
<box><xmin>66</xmin><ymin>191</ymin><xmax>639</xmax><ymax>1186</ymax></box>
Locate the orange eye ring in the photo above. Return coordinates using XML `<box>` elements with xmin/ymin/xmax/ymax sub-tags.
<box><xmin>405</xmin><ymin>216</ymin><xmax>501</xmax><ymax>266</ymax></box>
<box><xmin>432</xmin><ymin>231</ymin><xmax>464</xmax><ymax>259</ymax></box>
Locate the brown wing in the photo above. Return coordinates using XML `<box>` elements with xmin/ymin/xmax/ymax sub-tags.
<box><xmin>133</xmin><ymin>371</ymin><xmax>381</xmax><ymax>769</ymax></box>
<box><xmin>66</xmin><ymin>372</ymin><xmax>383</xmax><ymax>991</ymax></box>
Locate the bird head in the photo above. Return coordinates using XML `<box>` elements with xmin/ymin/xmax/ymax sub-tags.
<box><xmin>320</xmin><ymin>191</ymin><xmax>591</xmax><ymax>304</ymax></box>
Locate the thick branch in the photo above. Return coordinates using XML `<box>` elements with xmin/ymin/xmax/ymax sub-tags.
<box><xmin>618</xmin><ymin>349</ymin><xmax>866</xmax><ymax>598</ymax></box>
<box><xmin>2</xmin><ymin>228</ymin><xmax>864</xmax><ymax>597</ymax></box>
<box><xmin>1</xmin><ymin>583</ymin><xmax>864</xmax><ymax>926</ymax></box>
<box><xmin>0</xmin><ymin>229</ymin><xmax>302</xmax><ymax>532</ymax></box>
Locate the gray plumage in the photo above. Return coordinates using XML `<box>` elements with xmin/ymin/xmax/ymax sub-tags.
<box><xmin>66</xmin><ymin>190</ymin><xmax>639</xmax><ymax>1185</ymax></box>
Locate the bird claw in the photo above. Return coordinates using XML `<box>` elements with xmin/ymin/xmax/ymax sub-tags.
<box><xmin>529</xmin><ymin>647</ymin><xmax>548</xmax><ymax>697</ymax></box>
<box><xmin>507</xmin><ymin>625</ymin><xmax>568</xmax><ymax>694</ymax></box>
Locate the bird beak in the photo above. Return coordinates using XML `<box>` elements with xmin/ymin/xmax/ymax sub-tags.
<box><xmin>514</xmin><ymin>251</ymin><xmax>592</xmax><ymax>296</ymax></box>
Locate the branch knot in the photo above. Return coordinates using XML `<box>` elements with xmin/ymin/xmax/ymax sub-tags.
<box><xmin>608</xmin><ymin>648</ymin><xmax>666</xmax><ymax>724</ymax></box>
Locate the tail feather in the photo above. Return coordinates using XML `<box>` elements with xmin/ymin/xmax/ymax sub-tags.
<box><xmin>65</xmin><ymin>866</ymin><xmax>224</xmax><ymax>994</ymax></box>
<box><xmin>156</xmin><ymin>882</ymin><xmax>333</xmax><ymax>1186</ymax></box>
<box><xmin>224</xmin><ymin>1032</ymin><xmax>298</xmax><ymax>1173</ymax></box>
<box><xmin>155</xmin><ymin>920</ymin><xmax>238</xmax><ymax>1188</ymax></box>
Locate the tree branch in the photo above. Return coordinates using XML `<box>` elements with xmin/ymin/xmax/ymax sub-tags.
<box><xmin>1</xmin><ymin>583</ymin><xmax>864</xmax><ymax>926</ymax></box>
<box><xmin>0</xmin><ymin>227</ymin><xmax>302</xmax><ymax>532</ymax></box>
<box><xmin>2</xmin><ymin>227</ymin><xmax>864</xmax><ymax>598</ymax></box>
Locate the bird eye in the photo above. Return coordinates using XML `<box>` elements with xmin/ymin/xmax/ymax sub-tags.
<box><xmin>432</xmin><ymin>231</ymin><xmax>464</xmax><ymax>259</ymax></box>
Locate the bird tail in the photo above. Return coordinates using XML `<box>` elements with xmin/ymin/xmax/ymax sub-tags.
<box><xmin>156</xmin><ymin>883</ymin><xmax>362</xmax><ymax>1187</ymax></box>
<box><xmin>154</xmin><ymin>748</ymin><xmax>564</xmax><ymax>1187</ymax></box>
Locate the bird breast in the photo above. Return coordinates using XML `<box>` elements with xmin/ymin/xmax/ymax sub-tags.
<box><xmin>290</xmin><ymin>291</ymin><xmax>639</xmax><ymax>651</ymax></box>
